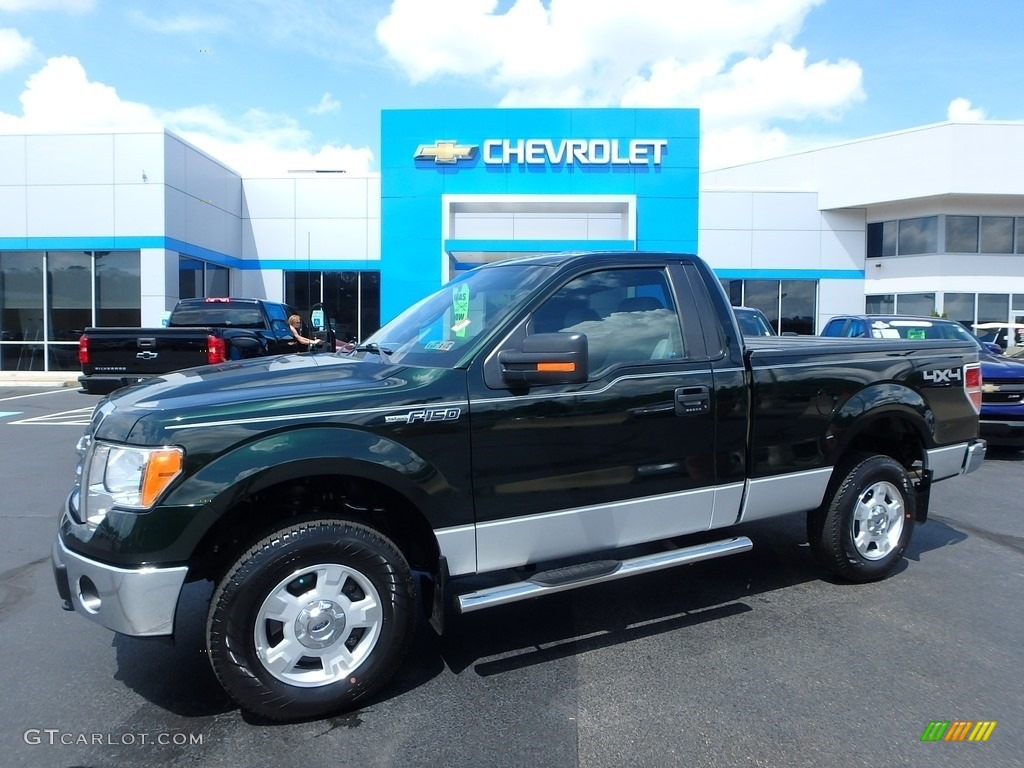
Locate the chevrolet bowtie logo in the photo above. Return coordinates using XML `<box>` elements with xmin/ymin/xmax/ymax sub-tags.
<box><xmin>413</xmin><ymin>140</ymin><xmax>478</xmax><ymax>164</ymax></box>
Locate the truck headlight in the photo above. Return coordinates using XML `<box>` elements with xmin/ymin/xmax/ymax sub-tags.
<box><xmin>83</xmin><ymin>442</ymin><xmax>184</xmax><ymax>525</ymax></box>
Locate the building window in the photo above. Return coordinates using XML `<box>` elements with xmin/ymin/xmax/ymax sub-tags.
<box><xmin>943</xmin><ymin>293</ymin><xmax>975</xmax><ymax>328</ymax></box>
<box><xmin>980</xmin><ymin>216</ymin><xmax>1014</xmax><ymax>254</ymax></box>
<box><xmin>866</xmin><ymin>294</ymin><xmax>895</xmax><ymax>314</ymax></box>
<box><xmin>1017</xmin><ymin>218</ymin><xmax>1024</xmax><ymax>254</ymax></box>
<box><xmin>284</xmin><ymin>271</ymin><xmax>381</xmax><ymax>342</ymax></box>
<box><xmin>895</xmin><ymin>293</ymin><xmax>935</xmax><ymax>316</ymax></box>
<box><xmin>0</xmin><ymin>250</ymin><xmax>139</xmax><ymax>372</ymax></box>
<box><xmin>97</xmin><ymin>251</ymin><xmax>142</xmax><ymax>327</ymax></box>
<box><xmin>721</xmin><ymin>278</ymin><xmax>817</xmax><ymax>334</ymax></box>
<box><xmin>897</xmin><ymin>217</ymin><xmax>938</xmax><ymax>255</ymax></box>
<box><xmin>945</xmin><ymin>216</ymin><xmax>978</xmax><ymax>253</ymax></box>
<box><xmin>866</xmin><ymin>221</ymin><xmax>897</xmax><ymax>259</ymax></box>
<box><xmin>978</xmin><ymin>294</ymin><xmax>1009</xmax><ymax>324</ymax></box>
<box><xmin>179</xmin><ymin>256</ymin><xmax>229</xmax><ymax>299</ymax></box>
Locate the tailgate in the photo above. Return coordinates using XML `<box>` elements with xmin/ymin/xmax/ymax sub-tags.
<box><xmin>86</xmin><ymin>329</ymin><xmax>214</xmax><ymax>376</ymax></box>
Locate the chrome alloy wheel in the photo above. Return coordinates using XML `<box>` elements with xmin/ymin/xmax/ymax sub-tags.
<box><xmin>851</xmin><ymin>481</ymin><xmax>905</xmax><ymax>561</ymax></box>
<box><xmin>254</xmin><ymin>563</ymin><xmax>383</xmax><ymax>687</ymax></box>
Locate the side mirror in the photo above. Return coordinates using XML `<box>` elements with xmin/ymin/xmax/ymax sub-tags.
<box><xmin>498</xmin><ymin>332</ymin><xmax>589</xmax><ymax>386</ymax></box>
<box><xmin>982</xmin><ymin>342</ymin><xmax>1004</xmax><ymax>355</ymax></box>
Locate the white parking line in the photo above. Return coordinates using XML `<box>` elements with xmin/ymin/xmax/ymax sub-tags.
<box><xmin>9</xmin><ymin>407</ymin><xmax>93</xmax><ymax>426</ymax></box>
<box><xmin>0</xmin><ymin>389</ymin><xmax>72</xmax><ymax>403</ymax></box>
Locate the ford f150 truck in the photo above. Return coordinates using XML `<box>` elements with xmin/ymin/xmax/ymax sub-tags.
<box><xmin>53</xmin><ymin>252</ymin><xmax>986</xmax><ymax>722</ymax></box>
<box><xmin>77</xmin><ymin>297</ymin><xmax>320</xmax><ymax>394</ymax></box>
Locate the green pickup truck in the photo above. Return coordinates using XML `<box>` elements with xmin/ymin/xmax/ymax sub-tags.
<box><xmin>53</xmin><ymin>251</ymin><xmax>986</xmax><ymax>721</ymax></box>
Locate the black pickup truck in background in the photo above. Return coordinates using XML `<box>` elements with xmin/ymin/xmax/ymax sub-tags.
<box><xmin>77</xmin><ymin>297</ymin><xmax>325</xmax><ymax>393</ymax></box>
<box><xmin>54</xmin><ymin>251</ymin><xmax>986</xmax><ymax>721</ymax></box>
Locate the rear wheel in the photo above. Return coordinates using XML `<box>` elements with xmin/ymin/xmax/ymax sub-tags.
<box><xmin>206</xmin><ymin>518</ymin><xmax>415</xmax><ymax>721</ymax></box>
<box><xmin>808</xmin><ymin>454</ymin><xmax>916</xmax><ymax>582</ymax></box>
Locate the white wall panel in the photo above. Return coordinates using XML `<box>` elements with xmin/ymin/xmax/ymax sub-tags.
<box><xmin>0</xmin><ymin>135</ymin><xmax>27</xmax><ymax>185</ymax></box>
<box><xmin>295</xmin><ymin>177</ymin><xmax>369</xmax><ymax>218</ymax></box>
<box><xmin>248</xmin><ymin>219</ymin><xmax>296</xmax><ymax>259</ymax></box>
<box><xmin>366</xmin><ymin>177</ymin><xmax>381</xmax><ymax>219</ymax></box>
<box><xmin>114</xmin><ymin>184</ymin><xmax>165</xmax><ymax>236</ymax></box>
<box><xmin>185</xmin><ymin>149</ymin><xmax>230</xmax><ymax>210</ymax></box>
<box><xmin>238</xmin><ymin>268</ymin><xmax>279</xmax><ymax>300</ymax></box>
<box><xmin>750</xmin><ymin>230</ymin><xmax>821</xmax><ymax>269</ymax></box>
<box><xmin>697</xmin><ymin>229</ymin><xmax>753</xmax><ymax>269</ymax></box>
<box><xmin>820</xmin><ymin>208</ymin><xmax>865</xmax><ymax>233</ymax></box>
<box><xmin>452</xmin><ymin>214</ymin><xmax>514</xmax><ymax>239</ymax></box>
<box><xmin>164</xmin><ymin>134</ymin><xmax>187</xmax><ymax>191</ymax></box>
<box><xmin>514</xmin><ymin>214</ymin><xmax>589</xmax><ymax>240</ymax></box>
<box><xmin>26</xmin><ymin>134</ymin><xmax>114</xmax><ymax>185</ymax></box>
<box><xmin>818</xmin><ymin>280</ymin><xmax>866</xmax><ymax>327</ymax></box>
<box><xmin>698</xmin><ymin>191</ymin><xmax>752</xmax><ymax>230</ymax></box>
<box><xmin>243</xmin><ymin>179</ymin><xmax>295</xmax><ymax>219</ymax></box>
<box><xmin>185</xmin><ymin>196</ymin><xmax>228</xmax><ymax>252</ymax></box>
<box><xmin>113</xmin><ymin>134</ymin><xmax>164</xmax><ymax>185</ymax></box>
<box><xmin>587</xmin><ymin>214</ymin><xmax>625</xmax><ymax>239</ymax></box>
<box><xmin>819</xmin><ymin>229</ymin><xmax>863</xmax><ymax>271</ymax></box>
<box><xmin>164</xmin><ymin>187</ymin><xmax>188</xmax><ymax>241</ymax></box>
<box><xmin>0</xmin><ymin>187</ymin><xmax>27</xmax><ymax>236</ymax></box>
<box><xmin>751</xmin><ymin>192</ymin><xmax>821</xmax><ymax>231</ymax></box>
<box><xmin>27</xmin><ymin>185</ymin><xmax>114</xmax><ymax>236</ymax></box>
<box><xmin>295</xmin><ymin>219</ymin><xmax>369</xmax><ymax>261</ymax></box>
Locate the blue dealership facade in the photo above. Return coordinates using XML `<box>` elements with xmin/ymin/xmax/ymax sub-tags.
<box><xmin>380</xmin><ymin>108</ymin><xmax>700</xmax><ymax>319</ymax></box>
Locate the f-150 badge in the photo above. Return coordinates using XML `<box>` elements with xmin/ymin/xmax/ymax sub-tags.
<box><xmin>385</xmin><ymin>407</ymin><xmax>462</xmax><ymax>424</ymax></box>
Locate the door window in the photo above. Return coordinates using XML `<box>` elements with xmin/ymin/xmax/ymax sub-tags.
<box><xmin>530</xmin><ymin>268</ymin><xmax>684</xmax><ymax>373</ymax></box>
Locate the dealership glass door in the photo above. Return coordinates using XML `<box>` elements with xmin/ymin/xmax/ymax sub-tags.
<box><xmin>284</xmin><ymin>271</ymin><xmax>381</xmax><ymax>342</ymax></box>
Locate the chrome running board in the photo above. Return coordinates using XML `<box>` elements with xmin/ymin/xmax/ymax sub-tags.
<box><xmin>456</xmin><ymin>536</ymin><xmax>753</xmax><ymax>614</ymax></box>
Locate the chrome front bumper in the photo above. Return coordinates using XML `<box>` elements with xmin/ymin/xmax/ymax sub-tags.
<box><xmin>51</xmin><ymin>537</ymin><xmax>187</xmax><ymax>637</ymax></box>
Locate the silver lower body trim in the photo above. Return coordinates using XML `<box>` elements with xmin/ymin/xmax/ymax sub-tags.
<box><xmin>52</xmin><ymin>538</ymin><xmax>187</xmax><ymax>637</ymax></box>
<box><xmin>739</xmin><ymin>467</ymin><xmax>833</xmax><ymax>523</ymax></box>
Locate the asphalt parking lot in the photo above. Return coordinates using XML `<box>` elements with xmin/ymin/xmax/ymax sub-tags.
<box><xmin>0</xmin><ymin>385</ymin><xmax>1022</xmax><ymax>768</ymax></box>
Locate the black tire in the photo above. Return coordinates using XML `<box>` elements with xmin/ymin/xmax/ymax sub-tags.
<box><xmin>206</xmin><ymin>518</ymin><xmax>415</xmax><ymax>722</ymax></box>
<box><xmin>808</xmin><ymin>454</ymin><xmax>916</xmax><ymax>582</ymax></box>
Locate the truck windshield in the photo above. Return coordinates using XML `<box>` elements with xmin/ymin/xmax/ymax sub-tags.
<box><xmin>351</xmin><ymin>263</ymin><xmax>553</xmax><ymax>368</ymax></box>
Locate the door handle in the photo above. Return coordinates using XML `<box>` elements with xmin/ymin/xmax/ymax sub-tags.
<box><xmin>675</xmin><ymin>385</ymin><xmax>710</xmax><ymax>416</ymax></box>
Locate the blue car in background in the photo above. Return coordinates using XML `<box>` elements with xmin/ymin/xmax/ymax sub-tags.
<box><xmin>821</xmin><ymin>314</ymin><xmax>1024</xmax><ymax>449</ymax></box>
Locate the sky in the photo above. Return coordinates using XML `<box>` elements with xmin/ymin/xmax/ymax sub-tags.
<box><xmin>1</xmin><ymin>0</ymin><xmax>1022</xmax><ymax>176</ymax></box>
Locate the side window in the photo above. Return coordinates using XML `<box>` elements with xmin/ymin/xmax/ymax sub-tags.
<box><xmin>529</xmin><ymin>268</ymin><xmax>684</xmax><ymax>373</ymax></box>
<box><xmin>265</xmin><ymin>303</ymin><xmax>289</xmax><ymax>324</ymax></box>
<box><xmin>847</xmin><ymin>320</ymin><xmax>866</xmax><ymax>338</ymax></box>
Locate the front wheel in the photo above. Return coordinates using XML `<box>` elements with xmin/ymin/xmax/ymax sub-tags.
<box><xmin>206</xmin><ymin>519</ymin><xmax>415</xmax><ymax>722</ymax></box>
<box><xmin>808</xmin><ymin>454</ymin><xmax>916</xmax><ymax>582</ymax></box>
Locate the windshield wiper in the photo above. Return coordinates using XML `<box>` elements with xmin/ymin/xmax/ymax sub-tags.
<box><xmin>351</xmin><ymin>342</ymin><xmax>393</xmax><ymax>357</ymax></box>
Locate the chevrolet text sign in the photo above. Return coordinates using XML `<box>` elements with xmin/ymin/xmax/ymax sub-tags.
<box><xmin>483</xmin><ymin>138</ymin><xmax>667</xmax><ymax>166</ymax></box>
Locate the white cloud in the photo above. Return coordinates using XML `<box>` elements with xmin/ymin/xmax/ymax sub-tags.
<box><xmin>947</xmin><ymin>97</ymin><xmax>986</xmax><ymax>122</ymax></box>
<box><xmin>0</xmin><ymin>56</ymin><xmax>375</xmax><ymax>175</ymax></box>
<box><xmin>0</xmin><ymin>28</ymin><xmax>36</xmax><ymax>71</ymax></box>
<box><xmin>126</xmin><ymin>10</ymin><xmax>227</xmax><ymax>34</ymax></box>
<box><xmin>310</xmin><ymin>92</ymin><xmax>340</xmax><ymax>115</ymax></box>
<box><xmin>0</xmin><ymin>0</ymin><xmax>93</xmax><ymax>11</ymax></box>
<box><xmin>377</xmin><ymin>0</ymin><xmax>863</xmax><ymax>168</ymax></box>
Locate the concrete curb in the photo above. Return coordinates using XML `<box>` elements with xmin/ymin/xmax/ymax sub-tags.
<box><xmin>0</xmin><ymin>373</ymin><xmax>80</xmax><ymax>388</ymax></box>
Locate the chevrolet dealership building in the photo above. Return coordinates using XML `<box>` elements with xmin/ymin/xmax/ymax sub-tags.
<box><xmin>2</xmin><ymin>108</ymin><xmax>1023</xmax><ymax>374</ymax></box>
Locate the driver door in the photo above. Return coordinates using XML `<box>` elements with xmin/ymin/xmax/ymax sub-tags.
<box><xmin>467</xmin><ymin>263</ymin><xmax>723</xmax><ymax>573</ymax></box>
